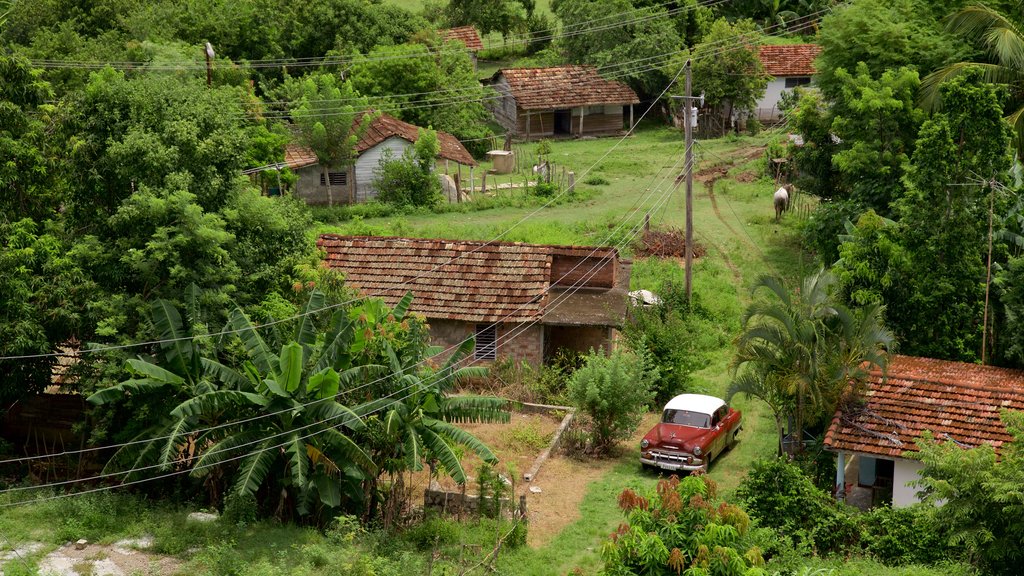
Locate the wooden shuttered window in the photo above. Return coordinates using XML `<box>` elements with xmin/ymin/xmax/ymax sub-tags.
<box><xmin>320</xmin><ymin>172</ymin><xmax>347</xmax><ymax>186</ymax></box>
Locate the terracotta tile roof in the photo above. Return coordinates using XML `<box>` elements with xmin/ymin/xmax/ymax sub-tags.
<box><xmin>494</xmin><ymin>66</ymin><xmax>640</xmax><ymax>111</ymax></box>
<box><xmin>757</xmin><ymin>44</ymin><xmax>821</xmax><ymax>77</ymax></box>
<box><xmin>823</xmin><ymin>355</ymin><xmax>1024</xmax><ymax>459</ymax></box>
<box><xmin>283</xmin><ymin>143</ymin><xmax>319</xmax><ymax>170</ymax></box>
<box><xmin>442</xmin><ymin>26</ymin><xmax>483</xmax><ymax>51</ymax></box>
<box><xmin>287</xmin><ymin>113</ymin><xmax>476</xmax><ymax>169</ymax></box>
<box><xmin>317</xmin><ymin>235</ymin><xmax>622</xmax><ymax>324</ymax></box>
<box><xmin>355</xmin><ymin>112</ymin><xmax>476</xmax><ymax>166</ymax></box>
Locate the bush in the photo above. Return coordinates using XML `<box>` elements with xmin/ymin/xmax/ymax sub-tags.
<box><xmin>862</xmin><ymin>505</ymin><xmax>949</xmax><ymax>566</ymax></box>
<box><xmin>401</xmin><ymin>516</ymin><xmax>460</xmax><ymax>551</ymax></box>
<box><xmin>566</xmin><ymin>348</ymin><xmax>656</xmax><ymax>454</ymax></box>
<box><xmin>800</xmin><ymin>198</ymin><xmax>864</xmax><ymax>265</ymax></box>
<box><xmin>532</xmin><ymin>182</ymin><xmax>558</xmax><ymax>197</ymax></box>
<box><xmin>737</xmin><ymin>458</ymin><xmax>861</xmax><ymax>555</ymax></box>
<box><xmin>622</xmin><ymin>283</ymin><xmax>718</xmax><ymax>404</ymax></box>
<box><xmin>583</xmin><ymin>175</ymin><xmax>609</xmax><ymax>185</ymax></box>
<box><xmin>373</xmin><ymin>130</ymin><xmax>443</xmax><ymax>207</ymax></box>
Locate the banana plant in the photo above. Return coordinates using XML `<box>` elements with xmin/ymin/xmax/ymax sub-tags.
<box><xmin>357</xmin><ymin>335</ymin><xmax>509</xmax><ymax>485</ymax></box>
<box><xmin>87</xmin><ymin>288</ymin><xmax>245</xmax><ymax>477</ymax></box>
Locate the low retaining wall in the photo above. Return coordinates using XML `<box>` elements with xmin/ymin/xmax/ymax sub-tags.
<box><xmin>519</xmin><ymin>402</ymin><xmax>575</xmax><ymax>483</ymax></box>
<box><xmin>424</xmin><ymin>481</ymin><xmax>526</xmax><ymax>518</ymax></box>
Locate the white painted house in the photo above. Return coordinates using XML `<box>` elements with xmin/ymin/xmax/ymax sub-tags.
<box><xmin>754</xmin><ymin>44</ymin><xmax>821</xmax><ymax>122</ymax></box>
<box><xmin>282</xmin><ymin>113</ymin><xmax>476</xmax><ymax>205</ymax></box>
<box><xmin>824</xmin><ymin>355</ymin><xmax>1024</xmax><ymax>509</ymax></box>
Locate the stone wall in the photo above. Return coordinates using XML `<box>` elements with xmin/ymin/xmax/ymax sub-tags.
<box><xmin>423</xmin><ymin>481</ymin><xmax>525</xmax><ymax>518</ymax></box>
<box><xmin>425</xmin><ymin>319</ymin><xmax>544</xmax><ymax>368</ymax></box>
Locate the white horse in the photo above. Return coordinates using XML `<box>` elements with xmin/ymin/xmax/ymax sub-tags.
<box><xmin>774</xmin><ymin>185</ymin><xmax>791</xmax><ymax>221</ymax></box>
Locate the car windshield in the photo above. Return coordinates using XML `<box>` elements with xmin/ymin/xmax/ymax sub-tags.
<box><xmin>662</xmin><ymin>409</ymin><xmax>710</xmax><ymax>428</ymax></box>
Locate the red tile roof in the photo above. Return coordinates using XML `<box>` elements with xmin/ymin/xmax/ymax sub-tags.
<box><xmin>286</xmin><ymin>113</ymin><xmax>476</xmax><ymax>169</ymax></box>
<box><xmin>758</xmin><ymin>44</ymin><xmax>821</xmax><ymax>77</ymax></box>
<box><xmin>316</xmin><ymin>235</ymin><xmax>621</xmax><ymax>323</ymax></box>
<box><xmin>355</xmin><ymin>112</ymin><xmax>476</xmax><ymax>166</ymax></box>
<box><xmin>283</xmin><ymin>143</ymin><xmax>319</xmax><ymax>170</ymax></box>
<box><xmin>494</xmin><ymin>66</ymin><xmax>640</xmax><ymax>111</ymax></box>
<box><xmin>442</xmin><ymin>26</ymin><xmax>483</xmax><ymax>51</ymax></box>
<box><xmin>823</xmin><ymin>355</ymin><xmax>1024</xmax><ymax>459</ymax></box>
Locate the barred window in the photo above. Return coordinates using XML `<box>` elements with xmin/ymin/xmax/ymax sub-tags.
<box><xmin>784</xmin><ymin>77</ymin><xmax>811</xmax><ymax>89</ymax></box>
<box><xmin>320</xmin><ymin>172</ymin><xmax>347</xmax><ymax>186</ymax></box>
<box><xmin>474</xmin><ymin>324</ymin><xmax>497</xmax><ymax>360</ymax></box>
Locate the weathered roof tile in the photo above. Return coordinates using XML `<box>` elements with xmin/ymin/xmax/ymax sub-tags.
<box><xmin>758</xmin><ymin>44</ymin><xmax>821</xmax><ymax>77</ymax></box>
<box><xmin>494</xmin><ymin>65</ymin><xmax>640</xmax><ymax>111</ymax></box>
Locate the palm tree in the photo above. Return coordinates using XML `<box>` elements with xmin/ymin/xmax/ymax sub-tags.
<box><xmin>733</xmin><ymin>269</ymin><xmax>894</xmax><ymax>451</ymax></box>
<box><xmin>920</xmin><ymin>5</ymin><xmax>1024</xmax><ymax>155</ymax></box>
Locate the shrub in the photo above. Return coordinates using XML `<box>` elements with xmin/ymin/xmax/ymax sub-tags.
<box><xmin>566</xmin><ymin>348</ymin><xmax>656</xmax><ymax>454</ymax></box>
<box><xmin>584</xmin><ymin>175</ymin><xmax>610</xmax><ymax>185</ymax></box>
<box><xmin>737</xmin><ymin>458</ymin><xmax>861</xmax><ymax>555</ymax></box>
<box><xmin>533</xmin><ymin>182</ymin><xmax>558</xmax><ymax>197</ymax></box>
<box><xmin>401</xmin><ymin>516</ymin><xmax>460</xmax><ymax>551</ymax></box>
<box><xmin>373</xmin><ymin>129</ymin><xmax>443</xmax><ymax>207</ymax></box>
<box><xmin>622</xmin><ymin>283</ymin><xmax>717</xmax><ymax>404</ymax></box>
<box><xmin>862</xmin><ymin>505</ymin><xmax>948</xmax><ymax>566</ymax></box>
<box><xmin>800</xmin><ymin>198</ymin><xmax>864</xmax><ymax>265</ymax></box>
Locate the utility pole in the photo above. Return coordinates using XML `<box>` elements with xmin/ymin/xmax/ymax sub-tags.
<box><xmin>671</xmin><ymin>62</ymin><xmax>700</xmax><ymax>303</ymax></box>
<box><xmin>683</xmin><ymin>61</ymin><xmax>694</xmax><ymax>304</ymax></box>
<box><xmin>204</xmin><ymin>42</ymin><xmax>215</xmax><ymax>87</ymax></box>
<box><xmin>982</xmin><ymin>184</ymin><xmax>995</xmax><ymax>363</ymax></box>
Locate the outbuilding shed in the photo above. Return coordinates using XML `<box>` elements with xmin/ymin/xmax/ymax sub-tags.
<box><xmin>754</xmin><ymin>44</ymin><xmax>821</xmax><ymax>122</ymax></box>
<box><xmin>486</xmin><ymin>66</ymin><xmax>640</xmax><ymax>140</ymax></box>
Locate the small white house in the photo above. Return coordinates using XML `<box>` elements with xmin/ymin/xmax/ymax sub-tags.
<box><xmin>824</xmin><ymin>355</ymin><xmax>1024</xmax><ymax>509</ymax></box>
<box><xmin>282</xmin><ymin>113</ymin><xmax>476</xmax><ymax>205</ymax></box>
<box><xmin>754</xmin><ymin>44</ymin><xmax>821</xmax><ymax>122</ymax></box>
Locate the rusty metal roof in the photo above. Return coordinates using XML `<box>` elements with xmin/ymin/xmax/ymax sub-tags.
<box><xmin>493</xmin><ymin>66</ymin><xmax>640</xmax><ymax>111</ymax></box>
<box><xmin>317</xmin><ymin>235</ymin><xmax>624</xmax><ymax>324</ymax></box>
<box><xmin>824</xmin><ymin>355</ymin><xmax>1024</xmax><ymax>458</ymax></box>
<box><xmin>758</xmin><ymin>44</ymin><xmax>820</xmax><ymax>77</ymax></box>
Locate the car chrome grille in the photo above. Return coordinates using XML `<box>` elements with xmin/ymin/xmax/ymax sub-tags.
<box><xmin>649</xmin><ymin>450</ymin><xmax>696</xmax><ymax>464</ymax></box>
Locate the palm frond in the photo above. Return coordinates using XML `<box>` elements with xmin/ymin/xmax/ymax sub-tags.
<box><xmin>126</xmin><ymin>358</ymin><xmax>185</xmax><ymax>385</ymax></box>
<box><xmin>201</xmin><ymin>358</ymin><xmax>247</xmax><ymax>389</ymax></box>
<box><xmin>231</xmin><ymin>445</ymin><xmax>277</xmax><ymax>496</ymax></box>
<box><xmin>440</xmin><ymin>396</ymin><xmax>512</xmax><ymax>424</ymax></box>
<box><xmin>403</xmin><ymin>425</ymin><xmax>425</xmax><ymax>472</ymax></box>
<box><xmin>229</xmin><ymin>306</ymin><xmax>277</xmax><ymax>375</ymax></box>
<box><xmin>307</xmin><ymin>367</ymin><xmax>340</xmax><ymax>400</ymax></box>
<box><xmin>171</xmin><ymin>390</ymin><xmax>268</xmax><ymax>419</ymax></box>
<box><xmin>425</xmin><ymin>417</ymin><xmax>499</xmax><ymax>464</ymax></box>
<box><xmin>192</xmin><ymin>430</ymin><xmax>265</xmax><ymax>471</ymax></box>
<box><xmin>314</xmin><ymin>310</ymin><xmax>353</xmax><ymax>373</ymax></box>
<box><xmin>86</xmin><ymin>379</ymin><xmax>168</xmax><ymax>405</ymax></box>
<box><xmin>306</xmin><ymin>400</ymin><xmax>365</xmax><ymax>431</ymax></box>
<box><xmin>278</xmin><ymin>342</ymin><xmax>304</xmax><ymax>393</ymax></box>
<box><xmin>294</xmin><ymin>289</ymin><xmax>326</xmax><ymax>358</ymax></box>
<box><xmin>151</xmin><ymin>299</ymin><xmax>191</xmax><ymax>376</ymax></box>
<box><xmin>158</xmin><ymin>416</ymin><xmax>196</xmax><ymax>468</ymax></box>
<box><xmin>286</xmin><ymin>434</ymin><xmax>310</xmax><ymax>496</ymax></box>
<box><xmin>392</xmin><ymin>291</ymin><xmax>414</xmax><ymax>321</ymax></box>
<box><xmin>420</xmin><ymin>426</ymin><xmax>468</xmax><ymax>484</ymax></box>
<box><xmin>321</xmin><ymin>428</ymin><xmax>377</xmax><ymax>473</ymax></box>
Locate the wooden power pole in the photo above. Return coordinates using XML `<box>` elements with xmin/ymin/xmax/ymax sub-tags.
<box><xmin>204</xmin><ymin>42</ymin><xmax>215</xmax><ymax>87</ymax></box>
<box><xmin>683</xmin><ymin>61</ymin><xmax>694</xmax><ymax>304</ymax></box>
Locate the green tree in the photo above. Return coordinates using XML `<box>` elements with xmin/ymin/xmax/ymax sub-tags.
<box><xmin>567</xmin><ymin>348</ymin><xmax>656</xmax><ymax>454</ymax></box>
<box><xmin>829</xmin><ymin>65</ymin><xmax>925</xmax><ymax>214</ymax></box>
<box><xmin>912</xmin><ymin>411</ymin><xmax>1024</xmax><ymax>575</ymax></box>
<box><xmin>815</xmin><ymin>0</ymin><xmax>966</xmax><ymax>100</ymax></box>
<box><xmin>350</xmin><ymin>42</ymin><xmax>492</xmax><ymax>146</ymax></box>
<box><xmin>921</xmin><ymin>4</ymin><xmax>1024</xmax><ymax>156</ymax></box>
<box><xmin>445</xmin><ymin>0</ymin><xmax>527</xmax><ymax>38</ymax></box>
<box><xmin>554</xmin><ymin>0</ymin><xmax>681</xmax><ymax>98</ymax></box>
<box><xmin>0</xmin><ymin>219</ymin><xmax>93</xmax><ymax>404</ymax></box>
<box><xmin>733</xmin><ymin>269</ymin><xmax>893</xmax><ymax>445</ymax></box>
<box><xmin>669</xmin><ymin>18</ymin><xmax>768</xmax><ymax>136</ymax></box>
<box><xmin>290</xmin><ymin>73</ymin><xmax>374</xmax><ymax>207</ymax></box>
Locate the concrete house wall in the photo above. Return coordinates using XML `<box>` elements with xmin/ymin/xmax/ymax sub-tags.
<box><xmin>893</xmin><ymin>458</ymin><xmax>925</xmax><ymax>508</ymax></box>
<box><xmin>293</xmin><ymin>164</ymin><xmax>355</xmax><ymax>205</ymax></box>
<box><xmin>755</xmin><ymin>77</ymin><xmax>811</xmax><ymax>122</ymax></box>
<box><xmin>426</xmin><ymin>319</ymin><xmax>544</xmax><ymax>367</ymax></box>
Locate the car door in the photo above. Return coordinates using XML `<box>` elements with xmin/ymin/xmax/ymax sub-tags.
<box><xmin>710</xmin><ymin>408</ymin><xmax>726</xmax><ymax>457</ymax></box>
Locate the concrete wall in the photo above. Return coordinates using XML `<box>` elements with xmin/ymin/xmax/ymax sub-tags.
<box><xmin>755</xmin><ymin>78</ymin><xmax>789</xmax><ymax>121</ymax></box>
<box><xmin>293</xmin><ymin>164</ymin><xmax>355</xmax><ymax>205</ymax></box>
<box><xmin>355</xmin><ymin>136</ymin><xmax>413</xmax><ymax>202</ymax></box>
<box><xmin>423</xmin><ymin>482</ymin><xmax>519</xmax><ymax>518</ymax></box>
<box><xmin>893</xmin><ymin>458</ymin><xmax>924</xmax><ymax>508</ymax></box>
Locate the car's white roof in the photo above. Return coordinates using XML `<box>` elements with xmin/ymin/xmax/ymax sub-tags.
<box><xmin>662</xmin><ymin>394</ymin><xmax>725</xmax><ymax>416</ymax></box>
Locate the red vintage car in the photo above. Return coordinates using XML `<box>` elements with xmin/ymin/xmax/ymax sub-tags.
<box><xmin>640</xmin><ymin>394</ymin><xmax>742</xmax><ymax>473</ymax></box>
